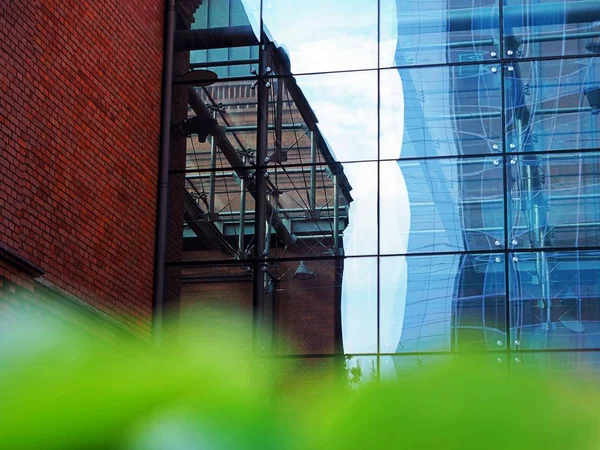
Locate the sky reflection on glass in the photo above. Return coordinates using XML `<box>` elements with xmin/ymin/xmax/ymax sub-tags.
<box><xmin>241</xmin><ymin>0</ymin><xmax>408</xmax><ymax>354</ymax></box>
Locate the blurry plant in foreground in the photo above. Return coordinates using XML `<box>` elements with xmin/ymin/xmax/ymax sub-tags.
<box><xmin>0</xmin><ymin>303</ymin><xmax>599</xmax><ymax>450</ymax></box>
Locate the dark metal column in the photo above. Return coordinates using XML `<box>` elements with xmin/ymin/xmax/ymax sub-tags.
<box><xmin>208</xmin><ymin>110</ymin><xmax>217</xmax><ymax>219</ymax></box>
<box><xmin>152</xmin><ymin>0</ymin><xmax>176</xmax><ymax>343</ymax></box>
<box><xmin>253</xmin><ymin>45</ymin><xmax>270</xmax><ymax>352</ymax></box>
<box><xmin>238</xmin><ymin>154</ymin><xmax>247</xmax><ymax>256</ymax></box>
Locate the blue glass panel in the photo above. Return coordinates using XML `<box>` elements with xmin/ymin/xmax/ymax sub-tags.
<box><xmin>504</xmin><ymin>57</ymin><xmax>600</xmax><ymax>153</ymax></box>
<box><xmin>381</xmin><ymin>157</ymin><xmax>505</xmax><ymax>255</ymax></box>
<box><xmin>510</xmin><ymin>250</ymin><xmax>600</xmax><ymax>350</ymax></box>
<box><xmin>511</xmin><ymin>351</ymin><xmax>600</xmax><ymax>385</ymax></box>
<box><xmin>380</xmin><ymin>254</ymin><xmax>507</xmax><ymax>353</ymax></box>
<box><xmin>261</xmin><ymin>0</ymin><xmax>378</xmax><ymax>74</ymax></box>
<box><xmin>387</xmin><ymin>0</ymin><xmax>500</xmax><ymax>68</ymax></box>
<box><xmin>504</xmin><ymin>0</ymin><xmax>600</xmax><ymax>60</ymax></box>
<box><xmin>380</xmin><ymin>355</ymin><xmax>454</xmax><ymax>380</ymax></box>
<box><xmin>508</xmin><ymin>152</ymin><xmax>600</xmax><ymax>250</ymax></box>
<box><xmin>381</xmin><ymin>65</ymin><xmax>503</xmax><ymax>160</ymax></box>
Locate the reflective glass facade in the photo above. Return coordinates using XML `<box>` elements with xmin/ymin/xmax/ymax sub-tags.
<box><xmin>166</xmin><ymin>0</ymin><xmax>600</xmax><ymax>379</ymax></box>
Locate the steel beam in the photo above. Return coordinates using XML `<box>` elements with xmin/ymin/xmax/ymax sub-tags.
<box><xmin>174</xmin><ymin>26</ymin><xmax>258</xmax><ymax>51</ymax></box>
<box><xmin>188</xmin><ymin>89</ymin><xmax>296</xmax><ymax>247</ymax></box>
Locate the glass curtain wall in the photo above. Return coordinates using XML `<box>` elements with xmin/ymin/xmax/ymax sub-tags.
<box><xmin>166</xmin><ymin>0</ymin><xmax>600</xmax><ymax>381</ymax></box>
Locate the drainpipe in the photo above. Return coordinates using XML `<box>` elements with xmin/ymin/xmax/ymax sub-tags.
<box><xmin>152</xmin><ymin>0</ymin><xmax>176</xmax><ymax>343</ymax></box>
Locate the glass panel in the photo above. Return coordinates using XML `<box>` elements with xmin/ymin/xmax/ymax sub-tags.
<box><xmin>381</xmin><ymin>65</ymin><xmax>503</xmax><ymax>160</ymax></box>
<box><xmin>511</xmin><ymin>351</ymin><xmax>600</xmax><ymax>386</ymax></box>
<box><xmin>505</xmin><ymin>57</ymin><xmax>600</xmax><ymax>153</ymax></box>
<box><xmin>177</xmin><ymin>263</ymin><xmax>254</xmax><ymax>346</ymax></box>
<box><xmin>189</xmin><ymin>0</ymin><xmax>260</xmax><ymax>78</ymax></box>
<box><xmin>265</xmin><ymin>72</ymin><xmax>378</xmax><ymax>166</ymax></box>
<box><xmin>384</xmin><ymin>0</ymin><xmax>500</xmax><ymax>68</ymax></box>
<box><xmin>504</xmin><ymin>0</ymin><xmax>600</xmax><ymax>60</ymax></box>
<box><xmin>261</xmin><ymin>0</ymin><xmax>378</xmax><ymax>74</ymax></box>
<box><xmin>266</xmin><ymin>163</ymin><xmax>364</xmax><ymax>259</ymax></box>
<box><xmin>508</xmin><ymin>152</ymin><xmax>600</xmax><ymax>250</ymax></box>
<box><xmin>457</xmin><ymin>353</ymin><xmax>509</xmax><ymax>368</ymax></box>
<box><xmin>380</xmin><ymin>254</ymin><xmax>507</xmax><ymax>353</ymax></box>
<box><xmin>173</xmin><ymin>83</ymin><xmax>259</xmax><ymax>173</ymax></box>
<box><xmin>381</xmin><ymin>157</ymin><xmax>505</xmax><ymax>255</ymax></box>
<box><xmin>345</xmin><ymin>355</ymin><xmax>378</xmax><ymax>388</ymax></box>
<box><xmin>274</xmin><ymin>257</ymin><xmax>377</xmax><ymax>355</ymax></box>
<box><xmin>510</xmin><ymin>250</ymin><xmax>600</xmax><ymax>350</ymax></box>
<box><xmin>380</xmin><ymin>355</ymin><xmax>454</xmax><ymax>380</ymax></box>
<box><xmin>178</xmin><ymin>170</ymin><xmax>255</xmax><ymax>262</ymax></box>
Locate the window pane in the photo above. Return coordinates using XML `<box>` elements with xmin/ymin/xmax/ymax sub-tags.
<box><xmin>380</xmin><ymin>254</ymin><xmax>507</xmax><ymax>353</ymax></box>
<box><xmin>510</xmin><ymin>250</ymin><xmax>600</xmax><ymax>350</ymax></box>
<box><xmin>511</xmin><ymin>351</ymin><xmax>600</xmax><ymax>386</ymax></box>
<box><xmin>189</xmin><ymin>0</ymin><xmax>260</xmax><ymax>78</ymax></box>
<box><xmin>381</xmin><ymin>65</ymin><xmax>503</xmax><ymax>160</ymax></box>
<box><xmin>508</xmin><ymin>152</ymin><xmax>600</xmax><ymax>250</ymax></box>
<box><xmin>266</xmin><ymin>72</ymin><xmax>378</xmax><ymax>165</ymax></box>
<box><xmin>381</xmin><ymin>157</ymin><xmax>505</xmax><ymax>255</ymax></box>
<box><xmin>505</xmin><ymin>57</ymin><xmax>600</xmax><ymax>153</ymax></box>
<box><xmin>504</xmin><ymin>0</ymin><xmax>600</xmax><ymax>60</ymax></box>
<box><xmin>176</xmin><ymin>170</ymin><xmax>256</xmax><ymax>262</ymax></box>
<box><xmin>274</xmin><ymin>257</ymin><xmax>377</xmax><ymax>355</ymax></box>
<box><xmin>266</xmin><ymin>162</ymin><xmax>374</xmax><ymax>259</ymax></box>
<box><xmin>380</xmin><ymin>355</ymin><xmax>454</xmax><ymax>380</ymax></box>
<box><xmin>261</xmin><ymin>0</ymin><xmax>378</xmax><ymax>74</ymax></box>
<box><xmin>385</xmin><ymin>0</ymin><xmax>500</xmax><ymax>68</ymax></box>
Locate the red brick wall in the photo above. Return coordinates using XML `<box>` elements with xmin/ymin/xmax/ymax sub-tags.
<box><xmin>0</xmin><ymin>0</ymin><xmax>167</xmax><ymax>335</ymax></box>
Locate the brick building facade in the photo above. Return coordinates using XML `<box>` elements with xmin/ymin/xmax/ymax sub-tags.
<box><xmin>0</xmin><ymin>1</ymin><xmax>197</xmax><ymax>336</ymax></box>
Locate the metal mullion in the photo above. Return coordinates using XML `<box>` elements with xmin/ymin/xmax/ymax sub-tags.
<box><xmin>376</xmin><ymin>0</ymin><xmax>382</xmax><ymax>370</ymax></box>
<box><xmin>499</xmin><ymin>0</ymin><xmax>513</xmax><ymax>373</ymax></box>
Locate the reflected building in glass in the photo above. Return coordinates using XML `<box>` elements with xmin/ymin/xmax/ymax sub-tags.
<box><xmin>163</xmin><ymin>0</ymin><xmax>600</xmax><ymax>378</ymax></box>
<box><xmin>394</xmin><ymin>0</ymin><xmax>600</xmax><ymax>356</ymax></box>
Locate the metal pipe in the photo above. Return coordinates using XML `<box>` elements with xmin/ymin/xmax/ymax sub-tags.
<box><xmin>152</xmin><ymin>0</ymin><xmax>176</xmax><ymax>343</ymax></box>
<box><xmin>309</xmin><ymin>131</ymin><xmax>317</xmax><ymax>216</ymax></box>
<box><xmin>174</xmin><ymin>26</ymin><xmax>259</xmax><ymax>51</ymax></box>
<box><xmin>333</xmin><ymin>174</ymin><xmax>340</xmax><ymax>254</ymax></box>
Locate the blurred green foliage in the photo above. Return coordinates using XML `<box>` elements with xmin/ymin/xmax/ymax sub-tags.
<box><xmin>0</xmin><ymin>305</ymin><xmax>598</xmax><ymax>449</ymax></box>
